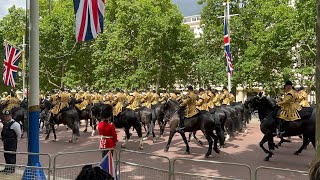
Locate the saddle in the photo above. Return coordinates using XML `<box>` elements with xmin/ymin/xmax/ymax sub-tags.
<box><xmin>60</xmin><ymin>107</ymin><xmax>73</xmax><ymax>113</ymax></box>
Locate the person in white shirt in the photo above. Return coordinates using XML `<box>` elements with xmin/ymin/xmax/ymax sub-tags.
<box><xmin>0</xmin><ymin>110</ymin><xmax>21</xmax><ymax>174</ymax></box>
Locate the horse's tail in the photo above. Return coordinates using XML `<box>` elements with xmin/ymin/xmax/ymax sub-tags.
<box><xmin>73</xmin><ymin>114</ymin><xmax>80</xmax><ymax>136</ymax></box>
<box><xmin>133</xmin><ymin>114</ymin><xmax>143</xmax><ymax>138</ymax></box>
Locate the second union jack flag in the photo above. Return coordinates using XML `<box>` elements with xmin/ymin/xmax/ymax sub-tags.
<box><xmin>3</xmin><ymin>43</ymin><xmax>22</xmax><ymax>88</ymax></box>
<box><xmin>73</xmin><ymin>0</ymin><xmax>106</xmax><ymax>42</ymax></box>
<box><xmin>224</xmin><ymin>13</ymin><xmax>234</xmax><ymax>76</ymax></box>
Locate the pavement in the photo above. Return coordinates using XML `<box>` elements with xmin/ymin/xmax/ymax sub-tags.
<box><xmin>0</xmin><ymin>118</ymin><xmax>314</xmax><ymax>180</ymax></box>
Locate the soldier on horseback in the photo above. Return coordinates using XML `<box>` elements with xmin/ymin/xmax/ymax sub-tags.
<box><xmin>207</xmin><ymin>87</ymin><xmax>215</xmax><ymax>109</ymax></box>
<box><xmin>142</xmin><ymin>88</ymin><xmax>152</xmax><ymax>108</ymax></box>
<box><xmin>297</xmin><ymin>86</ymin><xmax>310</xmax><ymax>107</ymax></box>
<box><xmin>196</xmin><ymin>88</ymin><xmax>209</xmax><ymax>111</ymax></box>
<box><xmin>4</xmin><ymin>90</ymin><xmax>20</xmax><ymax>113</ymax></box>
<box><xmin>277</xmin><ymin>80</ymin><xmax>302</xmax><ymax>136</ymax></box>
<box><xmin>151</xmin><ymin>90</ymin><xmax>159</xmax><ymax>105</ymax></box>
<box><xmin>51</xmin><ymin>88</ymin><xmax>71</xmax><ymax>116</ymax></box>
<box><xmin>220</xmin><ymin>86</ymin><xmax>231</xmax><ymax>105</ymax></box>
<box><xmin>176</xmin><ymin>86</ymin><xmax>199</xmax><ymax>133</ymax></box>
<box><xmin>113</xmin><ymin>88</ymin><xmax>126</xmax><ymax>116</ymax></box>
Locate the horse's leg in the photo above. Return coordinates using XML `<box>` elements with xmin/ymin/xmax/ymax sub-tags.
<box><xmin>192</xmin><ymin>131</ymin><xmax>203</xmax><ymax>145</ymax></box>
<box><xmin>149</xmin><ymin>119</ymin><xmax>156</xmax><ymax>143</ymax></box>
<box><xmin>135</xmin><ymin>121</ymin><xmax>144</xmax><ymax>150</ymax></box>
<box><xmin>45</xmin><ymin>127</ymin><xmax>51</xmax><ymax>140</ymax></box>
<box><xmin>121</xmin><ymin>128</ymin><xmax>130</xmax><ymax>148</ymax></box>
<box><xmin>52</xmin><ymin>123</ymin><xmax>57</xmax><ymax>142</ymax></box>
<box><xmin>84</xmin><ymin>118</ymin><xmax>88</xmax><ymax>132</ymax></box>
<box><xmin>188</xmin><ymin>132</ymin><xmax>192</xmax><ymax>142</ymax></box>
<box><xmin>91</xmin><ymin>118</ymin><xmax>97</xmax><ymax>136</ymax></box>
<box><xmin>294</xmin><ymin>135</ymin><xmax>310</xmax><ymax>155</ymax></box>
<box><xmin>259</xmin><ymin>134</ymin><xmax>274</xmax><ymax>161</ymax></box>
<box><xmin>179</xmin><ymin>132</ymin><xmax>190</xmax><ymax>154</ymax></box>
<box><xmin>203</xmin><ymin>132</ymin><xmax>213</xmax><ymax>158</ymax></box>
<box><xmin>164</xmin><ymin>131</ymin><xmax>175</xmax><ymax>152</ymax></box>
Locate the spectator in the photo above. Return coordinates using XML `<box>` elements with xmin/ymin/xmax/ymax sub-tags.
<box><xmin>0</xmin><ymin>110</ymin><xmax>21</xmax><ymax>173</ymax></box>
<box><xmin>98</xmin><ymin>104</ymin><xmax>118</xmax><ymax>158</ymax></box>
<box><xmin>309</xmin><ymin>160</ymin><xmax>320</xmax><ymax>180</ymax></box>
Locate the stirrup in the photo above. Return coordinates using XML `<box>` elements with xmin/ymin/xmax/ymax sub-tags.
<box><xmin>176</xmin><ymin>127</ymin><xmax>185</xmax><ymax>133</ymax></box>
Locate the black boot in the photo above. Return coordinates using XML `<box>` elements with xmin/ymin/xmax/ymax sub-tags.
<box><xmin>176</xmin><ymin>107</ymin><xmax>185</xmax><ymax>133</ymax></box>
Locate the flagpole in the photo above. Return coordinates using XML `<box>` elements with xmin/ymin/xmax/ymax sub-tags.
<box><xmin>22</xmin><ymin>35</ymin><xmax>26</xmax><ymax>99</ymax></box>
<box><xmin>22</xmin><ymin>0</ymin><xmax>46</xmax><ymax>179</ymax></box>
<box><xmin>226</xmin><ymin>0</ymin><xmax>232</xmax><ymax>92</ymax></box>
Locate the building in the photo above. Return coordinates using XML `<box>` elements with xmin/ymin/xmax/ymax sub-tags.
<box><xmin>183</xmin><ymin>15</ymin><xmax>203</xmax><ymax>38</ymax></box>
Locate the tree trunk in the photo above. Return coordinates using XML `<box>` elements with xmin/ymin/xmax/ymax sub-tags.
<box><xmin>155</xmin><ymin>60</ymin><xmax>163</xmax><ymax>93</ymax></box>
<box><xmin>61</xmin><ymin>63</ymin><xmax>65</xmax><ymax>89</ymax></box>
<box><xmin>316</xmin><ymin>0</ymin><xmax>320</xmax><ymax>159</ymax></box>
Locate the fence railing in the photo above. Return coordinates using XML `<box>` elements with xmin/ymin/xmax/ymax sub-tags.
<box><xmin>0</xmin><ymin>150</ymin><xmax>51</xmax><ymax>180</ymax></box>
<box><xmin>173</xmin><ymin>158</ymin><xmax>252</xmax><ymax>180</ymax></box>
<box><xmin>254</xmin><ymin>166</ymin><xmax>309</xmax><ymax>180</ymax></box>
<box><xmin>0</xmin><ymin>149</ymin><xmax>312</xmax><ymax>180</ymax></box>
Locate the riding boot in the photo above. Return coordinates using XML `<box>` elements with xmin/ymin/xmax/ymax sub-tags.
<box><xmin>278</xmin><ymin>119</ymin><xmax>286</xmax><ymax>138</ymax></box>
<box><xmin>176</xmin><ymin>107</ymin><xmax>185</xmax><ymax>133</ymax></box>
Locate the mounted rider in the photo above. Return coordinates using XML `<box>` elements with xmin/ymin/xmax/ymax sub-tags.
<box><xmin>151</xmin><ymin>90</ymin><xmax>160</xmax><ymax>105</ymax></box>
<box><xmin>51</xmin><ymin>88</ymin><xmax>71</xmax><ymax>115</ymax></box>
<box><xmin>159</xmin><ymin>90</ymin><xmax>170</xmax><ymax>103</ymax></box>
<box><xmin>169</xmin><ymin>91</ymin><xmax>178</xmax><ymax>101</ymax></box>
<box><xmin>229</xmin><ymin>91</ymin><xmax>236</xmax><ymax>103</ymax></box>
<box><xmin>4</xmin><ymin>90</ymin><xmax>20</xmax><ymax>113</ymax></box>
<box><xmin>220</xmin><ymin>86</ymin><xmax>231</xmax><ymax>105</ymax></box>
<box><xmin>75</xmin><ymin>88</ymin><xmax>92</xmax><ymax>111</ymax></box>
<box><xmin>207</xmin><ymin>87</ymin><xmax>215</xmax><ymax>109</ymax></box>
<box><xmin>49</xmin><ymin>90</ymin><xmax>59</xmax><ymax>106</ymax></box>
<box><xmin>113</xmin><ymin>88</ymin><xmax>126</xmax><ymax>116</ymax></box>
<box><xmin>142</xmin><ymin>88</ymin><xmax>152</xmax><ymax>108</ymax></box>
<box><xmin>297</xmin><ymin>86</ymin><xmax>310</xmax><ymax>107</ymax></box>
<box><xmin>212</xmin><ymin>89</ymin><xmax>221</xmax><ymax>107</ymax></box>
<box><xmin>196</xmin><ymin>88</ymin><xmax>209</xmax><ymax>111</ymax></box>
<box><xmin>176</xmin><ymin>86</ymin><xmax>199</xmax><ymax>133</ymax></box>
<box><xmin>127</xmin><ymin>88</ymin><xmax>141</xmax><ymax>110</ymax></box>
<box><xmin>277</xmin><ymin>80</ymin><xmax>302</xmax><ymax>136</ymax></box>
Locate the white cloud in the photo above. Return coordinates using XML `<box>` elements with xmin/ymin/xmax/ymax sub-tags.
<box><xmin>0</xmin><ymin>0</ymin><xmax>26</xmax><ymax>19</ymax></box>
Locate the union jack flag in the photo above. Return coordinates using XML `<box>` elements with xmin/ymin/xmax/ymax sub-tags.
<box><xmin>100</xmin><ymin>150</ymin><xmax>118</xmax><ymax>179</ymax></box>
<box><xmin>3</xmin><ymin>43</ymin><xmax>22</xmax><ymax>88</ymax></box>
<box><xmin>73</xmin><ymin>0</ymin><xmax>106</xmax><ymax>42</ymax></box>
<box><xmin>224</xmin><ymin>13</ymin><xmax>234</xmax><ymax>76</ymax></box>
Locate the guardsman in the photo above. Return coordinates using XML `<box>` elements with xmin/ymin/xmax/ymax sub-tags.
<box><xmin>277</xmin><ymin>80</ymin><xmax>301</xmax><ymax>136</ymax></box>
<box><xmin>75</xmin><ymin>88</ymin><xmax>91</xmax><ymax>110</ymax></box>
<box><xmin>142</xmin><ymin>88</ymin><xmax>153</xmax><ymax>108</ymax></box>
<box><xmin>129</xmin><ymin>88</ymin><xmax>141</xmax><ymax>110</ymax></box>
<box><xmin>212</xmin><ymin>89</ymin><xmax>221</xmax><ymax>107</ymax></box>
<box><xmin>5</xmin><ymin>91</ymin><xmax>20</xmax><ymax>112</ymax></box>
<box><xmin>159</xmin><ymin>90</ymin><xmax>170</xmax><ymax>103</ymax></box>
<box><xmin>49</xmin><ymin>90</ymin><xmax>59</xmax><ymax>106</ymax></box>
<box><xmin>229</xmin><ymin>91</ymin><xmax>235</xmax><ymax>103</ymax></box>
<box><xmin>196</xmin><ymin>88</ymin><xmax>209</xmax><ymax>111</ymax></box>
<box><xmin>176</xmin><ymin>86</ymin><xmax>199</xmax><ymax>133</ymax></box>
<box><xmin>151</xmin><ymin>90</ymin><xmax>160</xmax><ymax>105</ymax></box>
<box><xmin>127</xmin><ymin>93</ymin><xmax>135</xmax><ymax>109</ymax></box>
<box><xmin>70</xmin><ymin>89</ymin><xmax>77</xmax><ymax>98</ymax></box>
<box><xmin>169</xmin><ymin>91</ymin><xmax>178</xmax><ymax>101</ymax></box>
<box><xmin>75</xmin><ymin>90</ymin><xmax>84</xmax><ymax>101</ymax></box>
<box><xmin>113</xmin><ymin>88</ymin><xmax>126</xmax><ymax>116</ymax></box>
<box><xmin>298</xmin><ymin>86</ymin><xmax>310</xmax><ymax>107</ymax></box>
<box><xmin>220</xmin><ymin>86</ymin><xmax>231</xmax><ymax>105</ymax></box>
<box><xmin>51</xmin><ymin>88</ymin><xmax>70</xmax><ymax>115</ymax></box>
<box><xmin>207</xmin><ymin>87</ymin><xmax>214</xmax><ymax>109</ymax></box>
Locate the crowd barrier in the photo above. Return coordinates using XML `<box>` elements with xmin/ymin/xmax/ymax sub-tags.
<box><xmin>0</xmin><ymin>149</ymin><xmax>312</xmax><ymax>180</ymax></box>
<box><xmin>0</xmin><ymin>150</ymin><xmax>51</xmax><ymax>180</ymax></box>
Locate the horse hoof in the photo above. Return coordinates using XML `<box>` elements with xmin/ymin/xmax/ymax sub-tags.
<box><xmin>121</xmin><ymin>145</ymin><xmax>126</xmax><ymax>148</ymax></box>
<box><xmin>153</xmin><ymin>139</ymin><xmax>156</xmax><ymax>143</ymax></box>
<box><xmin>264</xmin><ymin>157</ymin><xmax>270</xmax><ymax>161</ymax></box>
<box><xmin>294</xmin><ymin>151</ymin><xmax>300</xmax><ymax>155</ymax></box>
<box><xmin>139</xmin><ymin>146</ymin><xmax>144</xmax><ymax>150</ymax></box>
<box><xmin>143</xmin><ymin>137</ymin><xmax>148</xmax><ymax>141</ymax></box>
<box><xmin>205</xmin><ymin>154</ymin><xmax>210</xmax><ymax>158</ymax></box>
<box><xmin>214</xmin><ymin>148</ymin><xmax>220</xmax><ymax>154</ymax></box>
<box><xmin>52</xmin><ymin>140</ymin><xmax>56</xmax><ymax>142</ymax></box>
<box><xmin>184</xmin><ymin>151</ymin><xmax>190</xmax><ymax>154</ymax></box>
<box><xmin>198</xmin><ymin>141</ymin><xmax>203</xmax><ymax>146</ymax></box>
<box><xmin>164</xmin><ymin>148</ymin><xmax>168</xmax><ymax>152</ymax></box>
<box><xmin>83</xmin><ymin>129</ymin><xmax>87</xmax><ymax>132</ymax></box>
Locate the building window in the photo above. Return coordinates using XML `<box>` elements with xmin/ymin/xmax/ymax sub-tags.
<box><xmin>192</xmin><ymin>17</ymin><xmax>197</xmax><ymax>22</ymax></box>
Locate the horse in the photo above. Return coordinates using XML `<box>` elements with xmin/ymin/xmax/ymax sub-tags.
<box><xmin>40</xmin><ymin>99</ymin><xmax>52</xmax><ymax>134</ymax></box>
<box><xmin>44</xmin><ymin>101</ymin><xmax>80</xmax><ymax>143</ymax></box>
<box><xmin>244</xmin><ymin>95</ymin><xmax>315</xmax><ymax>161</ymax></box>
<box><xmin>136</xmin><ymin>106</ymin><xmax>156</xmax><ymax>142</ymax></box>
<box><xmin>70</xmin><ymin>97</ymin><xmax>95</xmax><ymax>136</ymax></box>
<box><xmin>151</xmin><ymin>102</ymin><xmax>165</xmax><ymax>136</ymax></box>
<box><xmin>162</xmin><ymin>100</ymin><xmax>225</xmax><ymax>158</ymax></box>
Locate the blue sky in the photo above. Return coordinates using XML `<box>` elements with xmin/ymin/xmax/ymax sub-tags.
<box><xmin>0</xmin><ymin>0</ymin><xmax>26</xmax><ymax>19</ymax></box>
<box><xmin>0</xmin><ymin>0</ymin><xmax>201</xmax><ymax>19</ymax></box>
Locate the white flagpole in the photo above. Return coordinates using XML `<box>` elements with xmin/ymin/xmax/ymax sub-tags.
<box><xmin>227</xmin><ymin>0</ymin><xmax>231</xmax><ymax>92</ymax></box>
<box><xmin>22</xmin><ymin>35</ymin><xmax>26</xmax><ymax>99</ymax></box>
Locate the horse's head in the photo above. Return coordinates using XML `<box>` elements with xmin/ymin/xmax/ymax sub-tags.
<box><xmin>244</xmin><ymin>95</ymin><xmax>277</xmax><ymax>121</ymax></box>
<box><xmin>244</xmin><ymin>96</ymin><xmax>261</xmax><ymax>113</ymax></box>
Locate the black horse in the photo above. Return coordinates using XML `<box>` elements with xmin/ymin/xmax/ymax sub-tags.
<box><xmin>151</xmin><ymin>102</ymin><xmax>165</xmax><ymax>136</ymax></box>
<box><xmin>163</xmin><ymin>100</ymin><xmax>224</xmax><ymax>158</ymax></box>
<box><xmin>136</xmin><ymin>106</ymin><xmax>156</xmax><ymax>142</ymax></box>
<box><xmin>244</xmin><ymin>95</ymin><xmax>315</xmax><ymax>161</ymax></box>
<box><xmin>44</xmin><ymin>101</ymin><xmax>80</xmax><ymax>143</ymax></box>
<box><xmin>40</xmin><ymin>99</ymin><xmax>52</xmax><ymax>134</ymax></box>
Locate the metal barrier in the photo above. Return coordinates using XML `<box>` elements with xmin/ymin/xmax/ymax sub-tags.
<box><xmin>119</xmin><ymin>149</ymin><xmax>171</xmax><ymax>180</ymax></box>
<box><xmin>0</xmin><ymin>150</ymin><xmax>51</xmax><ymax>180</ymax></box>
<box><xmin>52</xmin><ymin>148</ymin><xmax>115</xmax><ymax>180</ymax></box>
<box><xmin>172</xmin><ymin>158</ymin><xmax>252</xmax><ymax>180</ymax></box>
<box><xmin>255</xmin><ymin>166</ymin><xmax>309</xmax><ymax>180</ymax></box>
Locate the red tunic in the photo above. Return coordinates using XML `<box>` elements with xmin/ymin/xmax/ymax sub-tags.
<box><xmin>98</xmin><ymin>121</ymin><xmax>118</xmax><ymax>149</ymax></box>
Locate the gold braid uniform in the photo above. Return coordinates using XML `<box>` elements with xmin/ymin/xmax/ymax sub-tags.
<box><xmin>5</xmin><ymin>96</ymin><xmax>20</xmax><ymax>111</ymax></box>
<box><xmin>169</xmin><ymin>93</ymin><xmax>178</xmax><ymax>101</ymax></box>
<box><xmin>113</xmin><ymin>92</ymin><xmax>126</xmax><ymax>116</ymax></box>
<box><xmin>50</xmin><ymin>94</ymin><xmax>59</xmax><ymax>106</ymax></box>
<box><xmin>196</xmin><ymin>93</ymin><xmax>209</xmax><ymax>111</ymax></box>
<box><xmin>142</xmin><ymin>91</ymin><xmax>153</xmax><ymax>108</ymax></box>
<box><xmin>229</xmin><ymin>93</ymin><xmax>235</xmax><ymax>103</ymax></box>
<box><xmin>76</xmin><ymin>92</ymin><xmax>91</xmax><ymax>110</ymax></box>
<box><xmin>221</xmin><ymin>90</ymin><xmax>230</xmax><ymax>105</ymax></box>
<box><xmin>277</xmin><ymin>89</ymin><xmax>301</xmax><ymax>121</ymax></box>
<box><xmin>51</xmin><ymin>92</ymin><xmax>70</xmax><ymax>115</ymax></box>
<box><xmin>151</xmin><ymin>93</ymin><xmax>160</xmax><ymax>105</ymax></box>
<box><xmin>159</xmin><ymin>93</ymin><xmax>169</xmax><ymax>103</ymax></box>
<box><xmin>180</xmin><ymin>91</ymin><xmax>198</xmax><ymax>118</ymax></box>
<box><xmin>128</xmin><ymin>91</ymin><xmax>141</xmax><ymax>110</ymax></box>
<box><xmin>298</xmin><ymin>90</ymin><xmax>310</xmax><ymax>107</ymax></box>
<box><xmin>207</xmin><ymin>91</ymin><xmax>214</xmax><ymax>109</ymax></box>
<box><xmin>212</xmin><ymin>93</ymin><xmax>221</xmax><ymax>107</ymax></box>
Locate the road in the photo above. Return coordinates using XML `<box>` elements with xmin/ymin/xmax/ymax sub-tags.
<box><xmin>0</xmin><ymin>119</ymin><xmax>314</xmax><ymax>180</ymax></box>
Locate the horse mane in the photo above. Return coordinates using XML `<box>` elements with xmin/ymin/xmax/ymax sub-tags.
<box><xmin>264</xmin><ymin>97</ymin><xmax>277</xmax><ymax>109</ymax></box>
